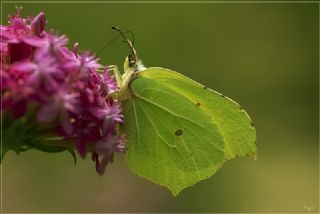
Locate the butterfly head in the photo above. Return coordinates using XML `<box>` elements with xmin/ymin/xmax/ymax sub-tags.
<box><xmin>122</xmin><ymin>37</ymin><xmax>146</xmax><ymax>73</ymax></box>
<box><xmin>124</xmin><ymin>56</ymin><xmax>146</xmax><ymax>74</ymax></box>
<box><xmin>112</xmin><ymin>26</ymin><xmax>145</xmax><ymax>73</ymax></box>
<box><xmin>123</xmin><ymin>41</ymin><xmax>139</xmax><ymax>73</ymax></box>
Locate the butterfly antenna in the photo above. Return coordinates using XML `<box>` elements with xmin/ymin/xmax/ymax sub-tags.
<box><xmin>96</xmin><ymin>30</ymin><xmax>133</xmax><ymax>57</ymax></box>
<box><xmin>96</xmin><ymin>33</ymin><xmax>122</xmax><ymax>56</ymax></box>
<box><xmin>112</xmin><ymin>26</ymin><xmax>137</xmax><ymax>67</ymax></box>
<box><xmin>126</xmin><ymin>30</ymin><xmax>135</xmax><ymax>46</ymax></box>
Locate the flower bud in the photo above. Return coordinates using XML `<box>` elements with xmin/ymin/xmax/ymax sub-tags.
<box><xmin>30</xmin><ymin>12</ymin><xmax>46</xmax><ymax>35</ymax></box>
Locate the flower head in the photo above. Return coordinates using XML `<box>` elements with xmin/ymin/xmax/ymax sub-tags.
<box><xmin>1</xmin><ymin>10</ymin><xmax>126</xmax><ymax>175</ymax></box>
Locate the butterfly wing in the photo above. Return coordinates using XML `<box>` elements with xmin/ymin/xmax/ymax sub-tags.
<box><xmin>121</xmin><ymin>67</ymin><xmax>256</xmax><ymax>195</ymax></box>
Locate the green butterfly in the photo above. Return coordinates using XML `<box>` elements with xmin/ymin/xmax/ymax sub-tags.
<box><xmin>111</xmin><ymin>27</ymin><xmax>257</xmax><ymax>196</ymax></box>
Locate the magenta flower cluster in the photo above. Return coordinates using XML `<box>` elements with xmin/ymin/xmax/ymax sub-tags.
<box><xmin>1</xmin><ymin>8</ymin><xmax>126</xmax><ymax>175</ymax></box>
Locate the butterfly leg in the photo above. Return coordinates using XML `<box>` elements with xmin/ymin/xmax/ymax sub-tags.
<box><xmin>108</xmin><ymin>65</ymin><xmax>122</xmax><ymax>86</ymax></box>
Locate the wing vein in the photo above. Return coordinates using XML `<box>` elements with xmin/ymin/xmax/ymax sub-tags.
<box><xmin>153</xmin><ymin>76</ymin><xmax>247</xmax><ymax>156</ymax></box>
<box><xmin>137</xmin><ymin>101</ymin><xmax>175</xmax><ymax>148</ymax></box>
<box><xmin>132</xmin><ymin>102</ymin><xmax>141</xmax><ymax>157</ymax></box>
<box><xmin>179</xmin><ymin>133</ymin><xmax>201</xmax><ymax>180</ymax></box>
<box><xmin>135</xmin><ymin>88</ymin><xmax>224</xmax><ymax>153</ymax></box>
<box><xmin>136</xmin><ymin>88</ymin><xmax>210</xmax><ymax>132</ymax></box>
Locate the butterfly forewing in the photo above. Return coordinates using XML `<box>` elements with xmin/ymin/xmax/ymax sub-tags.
<box><xmin>121</xmin><ymin>67</ymin><xmax>256</xmax><ymax>195</ymax></box>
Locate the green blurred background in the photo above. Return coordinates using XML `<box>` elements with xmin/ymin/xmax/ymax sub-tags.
<box><xmin>1</xmin><ymin>1</ymin><xmax>319</xmax><ymax>213</ymax></box>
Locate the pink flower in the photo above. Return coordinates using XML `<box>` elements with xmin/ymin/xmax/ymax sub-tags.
<box><xmin>100</xmin><ymin>68</ymin><xmax>119</xmax><ymax>95</ymax></box>
<box><xmin>1</xmin><ymin>10</ymin><xmax>126</xmax><ymax>175</ymax></box>
<box><xmin>1</xmin><ymin>8</ymin><xmax>46</xmax><ymax>63</ymax></box>
<box><xmin>104</xmin><ymin>103</ymin><xmax>123</xmax><ymax>122</ymax></box>
<box><xmin>93</xmin><ymin>134</ymin><xmax>127</xmax><ymax>175</ymax></box>
<box><xmin>23</xmin><ymin>34</ymin><xmax>68</xmax><ymax>58</ymax></box>
<box><xmin>1</xmin><ymin>9</ymin><xmax>29</xmax><ymax>44</ymax></box>
<box><xmin>11</xmin><ymin>50</ymin><xmax>62</xmax><ymax>93</ymax></box>
<box><xmin>37</xmin><ymin>86</ymin><xmax>81</xmax><ymax>135</ymax></box>
<box><xmin>1</xmin><ymin>66</ymin><xmax>33</xmax><ymax>117</ymax></box>
<box><xmin>63</xmin><ymin>51</ymin><xmax>101</xmax><ymax>76</ymax></box>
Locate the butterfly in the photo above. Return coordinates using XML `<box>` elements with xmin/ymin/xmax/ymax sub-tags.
<box><xmin>110</xmin><ymin>27</ymin><xmax>256</xmax><ymax>196</ymax></box>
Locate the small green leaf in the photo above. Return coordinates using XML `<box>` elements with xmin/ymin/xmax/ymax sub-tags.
<box><xmin>2</xmin><ymin>116</ymin><xmax>30</xmax><ymax>160</ymax></box>
<box><xmin>1</xmin><ymin>111</ymin><xmax>77</xmax><ymax>164</ymax></box>
<box><xmin>66</xmin><ymin>149</ymin><xmax>77</xmax><ymax>164</ymax></box>
<box><xmin>27</xmin><ymin>141</ymin><xmax>77</xmax><ymax>164</ymax></box>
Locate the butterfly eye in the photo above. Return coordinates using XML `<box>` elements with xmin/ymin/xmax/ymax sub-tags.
<box><xmin>128</xmin><ymin>52</ymin><xmax>136</xmax><ymax>67</ymax></box>
<box><xmin>129</xmin><ymin>61</ymin><xmax>135</xmax><ymax>67</ymax></box>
